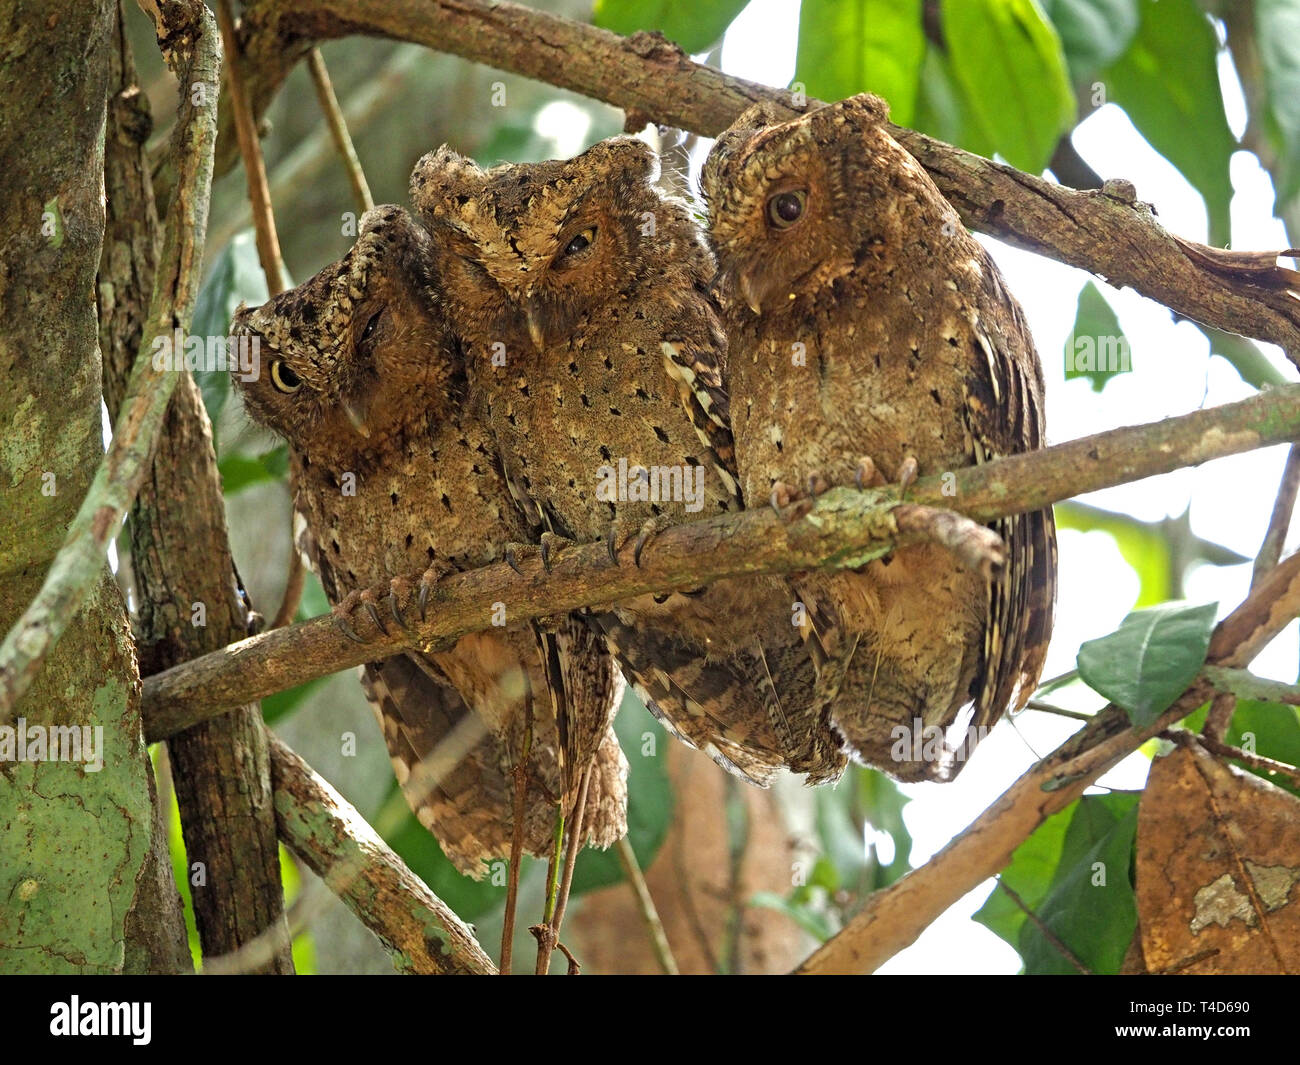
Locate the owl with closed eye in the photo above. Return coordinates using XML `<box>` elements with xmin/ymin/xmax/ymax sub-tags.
<box><xmin>231</xmin><ymin>204</ymin><xmax>627</xmax><ymax>877</ymax></box>
<box><xmin>410</xmin><ymin>138</ymin><xmax>847</xmax><ymax>787</ymax></box>
<box><xmin>703</xmin><ymin>95</ymin><xmax>1057</xmax><ymax>780</ymax></box>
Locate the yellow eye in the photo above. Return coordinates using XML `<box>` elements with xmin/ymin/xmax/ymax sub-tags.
<box><xmin>562</xmin><ymin>227</ymin><xmax>597</xmax><ymax>257</ymax></box>
<box><xmin>270</xmin><ymin>360</ymin><xmax>302</xmax><ymax>394</ymax></box>
<box><xmin>766</xmin><ymin>189</ymin><xmax>807</xmax><ymax>229</ymax></box>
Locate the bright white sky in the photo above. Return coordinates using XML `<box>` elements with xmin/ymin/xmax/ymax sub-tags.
<box><xmin>714</xmin><ymin>0</ymin><xmax>1297</xmax><ymax>974</ymax></box>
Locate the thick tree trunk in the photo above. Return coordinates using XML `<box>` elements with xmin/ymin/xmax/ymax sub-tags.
<box><xmin>0</xmin><ymin>0</ymin><xmax>184</xmax><ymax>972</ymax></box>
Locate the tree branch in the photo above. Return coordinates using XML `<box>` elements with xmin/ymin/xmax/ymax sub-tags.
<box><xmin>795</xmin><ymin>547</ymin><xmax>1300</xmax><ymax>973</ymax></box>
<box><xmin>216</xmin><ymin>0</ymin><xmax>1300</xmax><ymax>360</ymax></box>
<box><xmin>267</xmin><ymin>731</ymin><xmax>496</xmax><ymax>975</ymax></box>
<box><xmin>142</xmin><ymin>382</ymin><xmax>1300</xmax><ymax>737</ymax></box>
<box><xmin>0</xmin><ymin>0</ymin><xmax>219</xmax><ymax>723</ymax></box>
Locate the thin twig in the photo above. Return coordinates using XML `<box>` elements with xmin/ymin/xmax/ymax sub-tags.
<box><xmin>1023</xmin><ymin>700</ymin><xmax>1094</xmax><ymax>722</ymax></box>
<box><xmin>138</xmin><ymin>382</ymin><xmax>1300</xmax><ymax>733</ymax></box>
<box><xmin>616</xmin><ymin>835</ymin><xmax>680</xmax><ymax>975</ymax></box>
<box><xmin>499</xmin><ymin>698</ymin><xmax>534</xmax><ymax>975</ymax></box>
<box><xmin>532</xmin><ymin>811</ymin><xmax>566</xmax><ymax>975</ymax></box>
<box><xmin>549</xmin><ymin>763</ymin><xmax>591</xmax><ymax>940</ymax></box>
<box><xmin>216</xmin><ymin>0</ymin><xmax>288</xmax><ymax>295</ymax></box>
<box><xmin>1254</xmin><ymin>444</ymin><xmax>1300</xmax><ymax>589</ymax></box>
<box><xmin>1202</xmin><ymin>690</ymin><xmax>1238</xmax><ymax>744</ymax></box>
<box><xmin>0</xmin><ymin>0</ymin><xmax>219</xmax><ymax>722</ymax></box>
<box><xmin>306</xmin><ymin>47</ymin><xmax>374</xmax><ymax>215</ymax></box>
<box><xmin>1183</xmin><ymin>730</ymin><xmax>1300</xmax><ymax>789</ymax></box>
<box><xmin>995</xmin><ymin>879</ymin><xmax>1091</xmax><ymax>974</ymax></box>
<box><xmin>271</xmin><ymin>546</ymin><xmax>305</xmax><ymax>628</ymax></box>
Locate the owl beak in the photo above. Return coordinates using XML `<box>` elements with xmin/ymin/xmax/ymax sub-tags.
<box><xmin>524</xmin><ymin>300</ymin><xmax>546</xmax><ymax>350</ymax></box>
<box><xmin>342</xmin><ymin>394</ymin><xmax>371</xmax><ymax>439</ymax></box>
<box><xmin>738</xmin><ymin>271</ymin><xmax>764</xmax><ymax>317</ymax></box>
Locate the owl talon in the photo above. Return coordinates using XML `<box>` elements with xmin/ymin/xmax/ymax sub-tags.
<box><xmin>606</xmin><ymin>524</ymin><xmax>620</xmax><ymax>566</ymax></box>
<box><xmin>806</xmin><ymin>472</ymin><xmax>830</xmax><ymax>498</ymax></box>
<box><xmin>539</xmin><ymin>532</ymin><xmax>570</xmax><ymax>574</ymax></box>
<box><xmin>364</xmin><ymin>599</ymin><xmax>389</xmax><ymax>636</ymax></box>
<box><xmin>388</xmin><ymin>594</ymin><xmax>408</xmax><ymax>631</ymax></box>
<box><xmin>416</xmin><ymin>561</ymin><xmax>454</xmax><ymax>622</ymax></box>
<box><xmin>504</xmin><ymin>545</ymin><xmax>523</xmax><ymax>576</ymax></box>
<box><xmin>633</xmin><ymin>517</ymin><xmax>666</xmax><ymax>568</ymax></box>
<box><xmin>334</xmin><ymin>614</ymin><xmax>365</xmax><ymax>644</ymax></box>
<box><xmin>854</xmin><ymin>457</ymin><xmax>881</xmax><ymax>490</ymax></box>
<box><xmin>896</xmin><ymin>455</ymin><xmax>919</xmax><ymax>494</ymax></box>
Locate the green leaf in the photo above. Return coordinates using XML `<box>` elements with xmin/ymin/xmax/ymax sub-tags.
<box><xmin>1200</xmin><ymin>324</ymin><xmax>1290</xmax><ymax>389</ymax></box>
<box><xmin>855</xmin><ymin>767</ymin><xmax>913</xmax><ymax>888</ymax></box>
<box><xmin>1077</xmin><ymin>601</ymin><xmax>1218</xmax><ymax>726</ymax></box>
<box><xmin>1055</xmin><ymin>502</ymin><xmax>1170</xmax><ymax>607</ymax></box>
<box><xmin>569</xmin><ymin>688</ymin><xmax>674</xmax><ymax>895</ymax></box>
<box><xmin>975</xmin><ymin>793</ymin><xmax>1139</xmax><ymax>974</ymax></box>
<box><xmin>914</xmin><ymin>46</ymin><xmax>996</xmax><ymax>157</ymax></box>
<box><xmin>592</xmin><ymin>0</ymin><xmax>749</xmax><ymax>53</ymax></box>
<box><xmin>1039</xmin><ymin>0</ymin><xmax>1139</xmax><ymax>82</ymax></box>
<box><xmin>941</xmin><ymin>0</ymin><xmax>1076</xmax><ymax>170</ymax></box>
<box><xmin>191</xmin><ymin>231</ymin><xmax>270</xmax><ymax>431</ymax></box>
<box><xmin>1255</xmin><ymin>0</ymin><xmax>1300</xmax><ymax>205</ymax></box>
<box><xmin>794</xmin><ymin>0</ymin><xmax>925</xmax><ymax>126</ymax></box>
<box><xmin>750</xmin><ymin>890</ymin><xmax>836</xmax><ymax>942</ymax></box>
<box><xmin>1063</xmin><ymin>281</ymin><xmax>1132</xmax><ymax>391</ymax></box>
<box><xmin>1101</xmin><ymin>0</ymin><xmax>1235</xmax><ymax>246</ymax></box>
<box><xmin>217</xmin><ymin>446</ymin><xmax>288</xmax><ymax>495</ymax></box>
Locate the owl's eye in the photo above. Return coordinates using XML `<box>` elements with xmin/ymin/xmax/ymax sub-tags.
<box><xmin>767</xmin><ymin>190</ymin><xmax>807</xmax><ymax>229</ymax></box>
<box><xmin>359</xmin><ymin>311</ymin><xmax>381</xmax><ymax>345</ymax></box>
<box><xmin>562</xmin><ymin>227</ymin><xmax>597</xmax><ymax>257</ymax></box>
<box><xmin>269</xmin><ymin>360</ymin><xmax>302</xmax><ymax>394</ymax></box>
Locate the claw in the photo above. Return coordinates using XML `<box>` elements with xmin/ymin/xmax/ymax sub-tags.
<box><xmin>504</xmin><ymin>545</ymin><xmax>523</xmax><ymax>576</ymax></box>
<box><xmin>364</xmin><ymin>599</ymin><xmax>389</xmax><ymax>636</ymax></box>
<box><xmin>770</xmin><ymin>485</ymin><xmax>785</xmax><ymax>516</ymax></box>
<box><xmin>388</xmin><ymin>593</ymin><xmax>408</xmax><ymax>631</ymax></box>
<box><xmin>807</xmin><ymin>472</ymin><xmax>831</xmax><ymax>498</ymax></box>
<box><xmin>541</xmin><ymin>539</ymin><xmax>554</xmax><ymax>573</ymax></box>
<box><xmin>897</xmin><ymin>455</ymin><xmax>919</xmax><ymax>493</ymax></box>
<box><xmin>334</xmin><ymin>614</ymin><xmax>365</xmax><ymax>644</ymax></box>
<box><xmin>606</xmin><ymin>525</ymin><xmax>620</xmax><ymax>566</ymax></box>
<box><xmin>854</xmin><ymin>457</ymin><xmax>877</xmax><ymax>491</ymax></box>
<box><xmin>418</xmin><ymin>580</ymin><xmax>431</xmax><ymax>621</ymax></box>
<box><xmin>633</xmin><ymin>528</ymin><xmax>651</xmax><ymax>568</ymax></box>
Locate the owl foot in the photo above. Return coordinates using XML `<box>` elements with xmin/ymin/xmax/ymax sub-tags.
<box><xmin>332</xmin><ymin>583</ymin><xmax>400</xmax><ymax>643</ymax></box>
<box><xmin>416</xmin><ymin>560</ymin><xmax>457</xmax><ymax>621</ymax></box>
<box><xmin>768</xmin><ymin>481</ymin><xmax>816</xmax><ymax>522</ymax></box>
<box><xmin>853</xmin><ymin>454</ymin><xmax>918</xmax><ymax>493</ymax></box>
<box><xmin>604</xmin><ymin>516</ymin><xmax>673</xmax><ymax>567</ymax></box>
<box><xmin>539</xmin><ymin>531</ymin><xmax>574</xmax><ymax>574</ymax></box>
<box><xmin>893</xmin><ymin>504</ymin><xmax>1005</xmax><ymax>578</ymax></box>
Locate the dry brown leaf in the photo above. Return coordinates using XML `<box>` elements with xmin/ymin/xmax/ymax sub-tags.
<box><xmin>1137</xmin><ymin>741</ymin><xmax>1300</xmax><ymax>974</ymax></box>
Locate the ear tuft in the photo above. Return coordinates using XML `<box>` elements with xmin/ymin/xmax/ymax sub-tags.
<box><xmin>580</xmin><ymin>136</ymin><xmax>659</xmax><ymax>187</ymax></box>
<box><xmin>410</xmin><ymin>146</ymin><xmax>487</xmax><ymax>221</ymax></box>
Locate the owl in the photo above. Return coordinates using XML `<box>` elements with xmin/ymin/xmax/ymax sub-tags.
<box><xmin>702</xmin><ymin>95</ymin><xmax>1057</xmax><ymax>780</ymax></box>
<box><xmin>230</xmin><ymin>204</ymin><xmax>627</xmax><ymax>877</ymax></box>
<box><xmin>410</xmin><ymin>138</ymin><xmax>847</xmax><ymax>787</ymax></box>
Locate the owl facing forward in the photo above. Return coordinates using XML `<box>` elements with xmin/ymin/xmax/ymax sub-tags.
<box><xmin>703</xmin><ymin>95</ymin><xmax>1056</xmax><ymax>780</ymax></box>
<box><xmin>410</xmin><ymin>138</ymin><xmax>846</xmax><ymax>787</ymax></box>
<box><xmin>231</xmin><ymin>205</ymin><xmax>626</xmax><ymax>877</ymax></box>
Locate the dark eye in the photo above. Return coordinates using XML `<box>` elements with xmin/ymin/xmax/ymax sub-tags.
<box><xmin>269</xmin><ymin>360</ymin><xmax>302</xmax><ymax>394</ymax></box>
<box><xmin>562</xmin><ymin>227</ymin><xmax>597</xmax><ymax>257</ymax></box>
<box><xmin>767</xmin><ymin>190</ymin><xmax>807</xmax><ymax>228</ymax></box>
<box><xmin>360</xmin><ymin>311</ymin><xmax>381</xmax><ymax>344</ymax></box>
